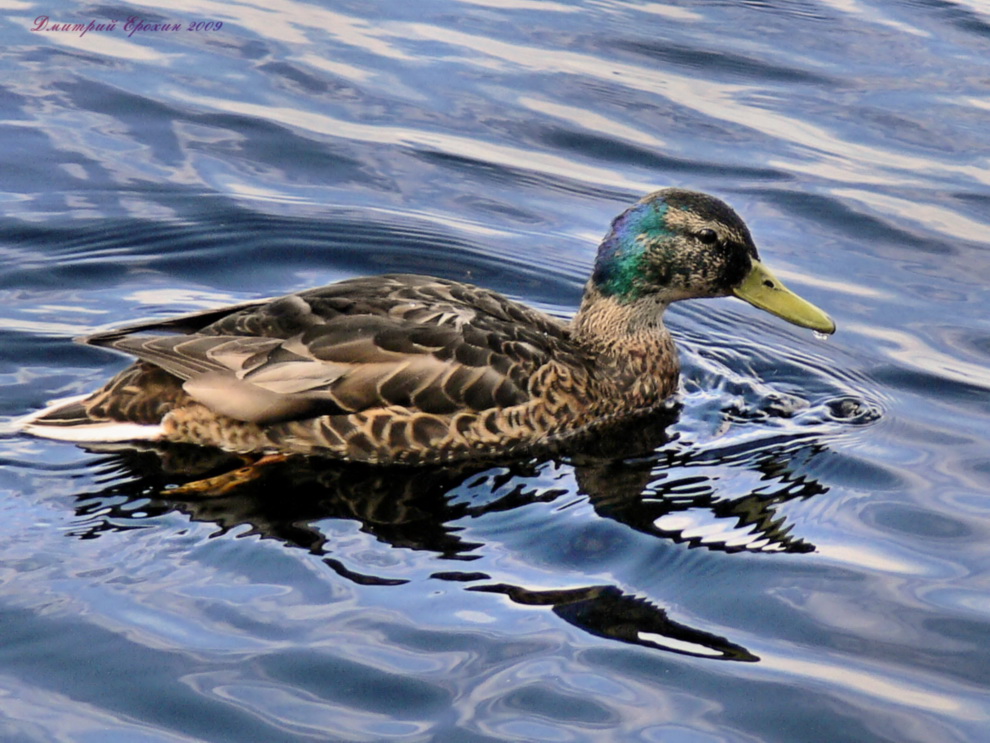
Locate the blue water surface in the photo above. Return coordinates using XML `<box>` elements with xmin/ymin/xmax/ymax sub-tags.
<box><xmin>1</xmin><ymin>1</ymin><xmax>989</xmax><ymax>741</ymax></box>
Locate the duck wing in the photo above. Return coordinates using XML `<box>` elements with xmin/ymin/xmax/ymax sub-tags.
<box><xmin>82</xmin><ymin>275</ymin><xmax>576</xmax><ymax>426</ymax></box>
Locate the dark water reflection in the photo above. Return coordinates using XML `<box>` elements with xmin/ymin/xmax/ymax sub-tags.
<box><xmin>3</xmin><ymin>0</ymin><xmax>990</xmax><ymax>740</ymax></box>
<box><xmin>65</xmin><ymin>400</ymin><xmax>831</xmax><ymax>665</ymax></box>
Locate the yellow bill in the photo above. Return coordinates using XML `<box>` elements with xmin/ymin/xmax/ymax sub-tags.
<box><xmin>733</xmin><ymin>260</ymin><xmax>836</xmax><ymax>334</ymax></box>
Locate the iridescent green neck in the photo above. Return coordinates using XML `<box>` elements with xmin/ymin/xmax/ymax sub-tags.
<box><xmin>592</xmin><ymin>199</ymin><xmax>672</xmax><ymax>302</ymax></box>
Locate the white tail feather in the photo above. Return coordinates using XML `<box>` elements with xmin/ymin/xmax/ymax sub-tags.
<box><xmin>22</xmin><ymin>420</ymin><xmax>164</xmax><ymax>443</ymax></box>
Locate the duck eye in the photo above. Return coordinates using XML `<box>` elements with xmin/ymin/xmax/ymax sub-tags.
<box><xmin>697</xmin><ymin>228</ymin><xmax>719</xmax><ymax>245</ymax></box>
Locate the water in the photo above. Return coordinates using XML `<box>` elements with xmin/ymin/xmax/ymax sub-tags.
<box><xmin>1</xmin><ymin>1</ymin><xmax>989</xmax><ymax>741</ymax></box>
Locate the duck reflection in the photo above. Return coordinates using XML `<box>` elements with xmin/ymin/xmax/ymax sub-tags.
<box><xmin>68</xmin><ymin>411</ymin><xmax>827</xmax><ymax>663</ymax></box>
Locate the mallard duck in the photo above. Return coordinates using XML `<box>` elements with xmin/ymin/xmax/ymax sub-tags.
<box><xmin>21</xmin><ymin>189</ymin><xmax>834</xmax><ymax>465</ymax></box>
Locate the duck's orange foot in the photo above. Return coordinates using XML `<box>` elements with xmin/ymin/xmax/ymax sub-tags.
<box><xmin>165</xmin><ymin>453</ymin><xmax>291</xmax><ymax>496</ymax></box>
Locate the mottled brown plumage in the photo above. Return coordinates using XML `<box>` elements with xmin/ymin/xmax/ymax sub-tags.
<box><xmin>22</xmin><ymin>189</ymin><xmax>834</xmax><ymax>464</ymax></box>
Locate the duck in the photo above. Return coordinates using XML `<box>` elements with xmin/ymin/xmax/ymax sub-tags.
<box><xmin>20</xmin><ymin>189</ymin><xmax>835</xmax><ymax>465</ymax></box>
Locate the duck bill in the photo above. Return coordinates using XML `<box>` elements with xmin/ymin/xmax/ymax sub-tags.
<box><xmin>733</xmin><ymin>260</ymin><xmax>836</xmax><ymax>334</ymax></box>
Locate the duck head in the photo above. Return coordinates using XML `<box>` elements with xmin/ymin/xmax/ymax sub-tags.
<box><xmin>591</xmin><ymin>189</ymin><xmax>835</xmax><ymax>334</ymax></box>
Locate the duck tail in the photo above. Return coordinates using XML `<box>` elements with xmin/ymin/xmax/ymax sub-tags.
<box><xmin>17</xmin><ymin>392</ymin><xmax>164</xmax><ymax>443</ymax></box>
